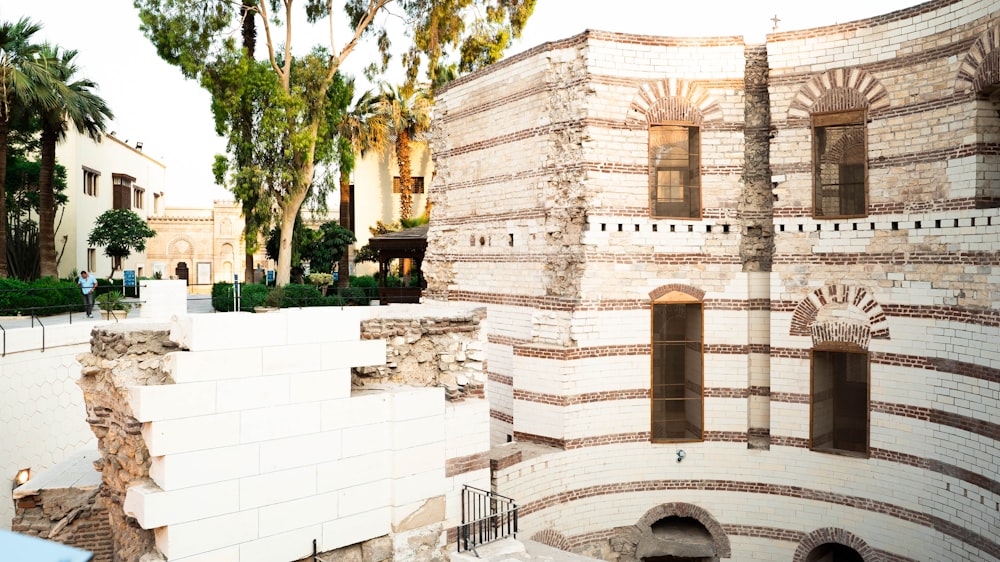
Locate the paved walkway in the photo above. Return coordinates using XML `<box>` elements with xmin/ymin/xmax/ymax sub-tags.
<box><xmin>450</xmin><ymin>539</ymin><xmax>601</xmax><ymax>562</ymax></box>
<box><xmin>0</xmin><ymin>295</ymin><xmax>216</xmax><ymax>331</ymax></box>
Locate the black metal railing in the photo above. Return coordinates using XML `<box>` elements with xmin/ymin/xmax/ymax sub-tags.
<box><xmin>458</xmin><ymin>485</ymin><xmax>518</xmax><ymax>554</ymax></box>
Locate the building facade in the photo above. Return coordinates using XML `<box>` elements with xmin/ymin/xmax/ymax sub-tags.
<box><xmin>56</xmin><ymin>131</ymin><xmax>165</xmax><ymax>279</ymax></box>
<box><xmin>427</xmin><ymin>0</ymin><xmax>1000</xmax><ymax>560</ymax></box>
<box><xmin>352</xmin><ymin>143</ymin><xmax>433</xmax><ymax>276</ymax></box>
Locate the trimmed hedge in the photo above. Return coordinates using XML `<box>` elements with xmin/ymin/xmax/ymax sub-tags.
<box><xmin>212</xmin><ymin>282</ymin><xmax>270</xmax><ymax>312</ymax></box>
<box><xmin>0</xmin><ymin>277</ymin><xmax>85</xmax><ymax>316</ymax></box>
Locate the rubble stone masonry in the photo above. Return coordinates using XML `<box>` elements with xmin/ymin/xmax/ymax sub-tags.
<box><xmin>429</xmin><ymin>0</ymin><xmax>999</xmax><ymax>560</ymax></box>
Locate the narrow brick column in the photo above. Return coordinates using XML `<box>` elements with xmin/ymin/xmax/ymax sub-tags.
<box><xmin>741</xmin><ymin>44</ymin><xmax>774</xmax><ymax>450</ymax></box>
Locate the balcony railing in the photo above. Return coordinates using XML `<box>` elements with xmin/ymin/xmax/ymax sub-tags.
<box><xmin>458</xmin><ymin>485</ymin><xmax>518</xmax><ymax>554</ymax></box>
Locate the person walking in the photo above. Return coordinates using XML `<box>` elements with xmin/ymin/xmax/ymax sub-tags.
<box><xmin>77</xmin><ymin>270</ymin><xmax>97</xmax><ymax>318</ymax></box>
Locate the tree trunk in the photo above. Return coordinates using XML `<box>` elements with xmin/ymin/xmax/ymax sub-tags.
<box><xmin>0</xmin><ymin>114</ymin><xmax>10</xmax><ymax>278</ymax></box>
<box><xmin>337</xmin><ymin>169</ymin><xmax>351</xmax><ymax>288</ymax></box>
<box><xmin>397</xmin><ymin>130</ymin><xmax>413</xmax><ymax>220</ymax></box>
<box><xmin>275</xmin><ymin>199</ymin><xmax>299</xmax><ymax>286</ymax></box>
<box><xmin>38</xmin><ymin>123</ymin><xmax>59</xmax><ymax>278</ymax></box>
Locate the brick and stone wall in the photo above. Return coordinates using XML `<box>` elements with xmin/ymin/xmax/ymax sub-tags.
<box><xmin>429</xmin><ymin>0</ymin><xmax>999</xmax><ymax>560</ymax></box>
<box><xmin>70</xmin><ymin>306</ymin><xmax>488</xmax><ymax>562</ymax></box>
<box><xmin>11</xmin><ymin>450</ymin><xmax>112</xmax><ymax>561</ymax></box>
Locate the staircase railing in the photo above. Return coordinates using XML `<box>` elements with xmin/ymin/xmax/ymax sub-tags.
<box><xmin>458</xmin><ymin>485</ymin><xmax>518</xmax><ymax>554</ymax></box>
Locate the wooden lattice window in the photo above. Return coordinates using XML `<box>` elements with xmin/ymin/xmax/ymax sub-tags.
<box><xmin>112</xmin><ymin>173</ymin><xmax>134</xmax><ymax>210</ymax></box>
<box><xmin>651</xmin><ymin>292</ymin><xmax>703</xmax><ymax>442</ymax></box>
<box><xmin>650</xmin><ymin>124</ymin><xmax>701</xmax><ymax>219</ymax></box>
<box><xmin>392</xmin><ymin>176</ymin><xmax>425</xmax><ymax>194</ymax></box>
<box><xmin>813</xmin><ymin>110</ymin><xmax>867</xmax><ymax>218</ymax></box>
<box><xmin>811</xmin><ymin>345</ymin><xmax>869</xmax><ymax>456</ymax></box>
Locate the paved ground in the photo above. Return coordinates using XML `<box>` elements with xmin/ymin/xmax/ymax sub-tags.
<box><xmin>0</xmin><ymin>294</ymin><xmax>216</xmax><ymax>331</ymax></box>
<box><xmin>449</xmin><ymin>539</ymin><xmax>601</xmax><ymax>562</ymax></box>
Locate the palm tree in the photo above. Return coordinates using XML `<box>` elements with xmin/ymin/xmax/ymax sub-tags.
<box><xmin>332</xmin><ymin>83</ymin><xmax>389</xmax><ymax>287</ymax></box>
<box><xmin>36</xmin><ymin>44</ymin><xmax>112</xmax><ymax>278</ymax></box>
<box><xmin>0</xmin><ymin>18</ymin><xmax>58</xmax><ymax>278</ymax></box>
<box><xmin>379</xmin><ymin>83</ymin><xmax>432</xmax><ymax>220</ymax></box>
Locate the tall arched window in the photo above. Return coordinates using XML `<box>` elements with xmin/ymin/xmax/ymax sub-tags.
<box><xmin>651</xmin><ymin>291</ymin><xmax>704</xmax><ymax>441</ymax></box>
<box><xmin>812</xmin><ymin>109</ymin><xmax>867</xmax><ymax>217</ymax></box>
<box><xmin>650</xmin><ymin>123</ymin><xmax>701</xmax><ymax>219</ymax></box>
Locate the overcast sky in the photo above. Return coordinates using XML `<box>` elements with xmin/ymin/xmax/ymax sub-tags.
<box><xmin>4</xmin><ymin>0</ymin><xmax>922</xmax><ymax>207</ymax></box>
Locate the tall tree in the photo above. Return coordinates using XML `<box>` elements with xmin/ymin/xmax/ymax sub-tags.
<box><xmin>0</xmin><ymin>18</ymin><xmax>58</xmax><ymax>279</ymax></box>
<box><xmin>36</xmin><ymin>44</ymin><xmax>112</xmax><ymax>278</ymax></box>
<box><xmin>135</xmin><ymin>0</ymin><xmax>536</xmax><ymax>285</ymax></box>
<box><xmin>379</xmin><ymin>83</ymin><xmax>431</xmax><ymax>220</ymax></box>
<box><xmin>331</xmin><ymin>84</ymin><xmax>389</xmax><ymax>287</ymax></box>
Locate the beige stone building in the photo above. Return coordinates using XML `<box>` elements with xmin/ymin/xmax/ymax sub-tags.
<box><xmin>145</xmin><ymin>201</ymin><xmax>270</xmax><ymax>288</ymax></box>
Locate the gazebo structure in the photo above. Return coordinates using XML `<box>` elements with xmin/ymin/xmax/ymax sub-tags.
<box><xmin>367</xmin><ymin>225</ymin><xmax>427</xmax><ymax>303</ymax></box>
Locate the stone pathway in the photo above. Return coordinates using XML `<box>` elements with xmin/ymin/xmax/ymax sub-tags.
<box><xmin>451</xmin><ymin>538</ymin><xmax>601</xmax><ymax>562</ymax></box>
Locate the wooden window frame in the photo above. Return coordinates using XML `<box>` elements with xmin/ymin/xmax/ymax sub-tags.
<box><xmin>650</xmin><ymin>291</ymin><xmax>704</xmax><ymax>443</ymax></box>
<box><xmin>83</xmin><ymin>167</ymin><xmax>100</xmax><ymax>197</ymax></box>
<box><xmin>392</xmin><ymin>176</ymin><xmax>425</xmax><ymax>194</ymax></box>
<box><xmin>649</xmin><ymin>122</ymin><xmax>702</xmax><ymax>220</ymax></box>
<box><xmin>812</xmin><ymin>109</ymin><xmax>868</xmax><ymax>219</ymax></box>
<box><xmin>810</xmin><ymin>342</ymin><xmax>870</xmax><ymax>458</ymax></box>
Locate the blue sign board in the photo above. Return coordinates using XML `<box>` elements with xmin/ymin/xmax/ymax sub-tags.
<box><xmin>266</xmin><ymin>269</ymin><xmax>275</xmax><ymax>283</ymax></box>
<box><xmin>124</xmin><ymin>270</ymin><xmax>136</xmax><ymax>287</ymax></box>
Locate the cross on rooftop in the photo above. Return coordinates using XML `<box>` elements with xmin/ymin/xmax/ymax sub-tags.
<box><xmin>771</xmin><ymin>14</ymin><xmax>781</xmax><ymax>32</ymax></box>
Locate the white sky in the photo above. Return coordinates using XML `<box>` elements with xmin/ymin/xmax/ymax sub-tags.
<box><xmin>4</xmin><ymin>0</ymin><xmax>922</xmax><ymax>207</ymax></box>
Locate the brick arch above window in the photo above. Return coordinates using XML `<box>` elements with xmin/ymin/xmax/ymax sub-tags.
<box><xmin>789</xmin><ymin>284</ymin><xmax>890</xmax><ymax>343</ymax></box>
<box><xmin>649</xmin><ymin>283</ymin><xmax>705</xmax><ymax>303</ymax></box>
<box><xmin>793</xmin><ymin>527</ymin><xmax>878</xmax><ymax>562</ymax></box>
<box><xmin>955</xmin><ymin>24</ymin><xmax>1000</xmax><ymax>94</ymax></box>
<box><xmin>635</xmin><ymin>502</ymin><xmax>731</xmax><ymax>558</ymax></box>
<box><xmin>627</xmin><ymin>79</ymin><xmax>723</xmax><ymax>125</ymax></box>
<box><xmin>787</xmin><ymin>68</ymin><xmax>889</xmax><ymax>120</ymax></box>
<box><xmin>530</xmin><ymin>529</ymin><xmax>571</xmax><ymax>551</ymax></box>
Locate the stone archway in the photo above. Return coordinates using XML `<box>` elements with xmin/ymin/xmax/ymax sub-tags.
<box><xmin>631</xmin><ymin>503</ymin><xmax>731</xmax><ymax>561</ymax></box>
<box><xmin>793</xmin><ymin>528</ymin><xmax>878</xmax><ymax>562</ymax></box>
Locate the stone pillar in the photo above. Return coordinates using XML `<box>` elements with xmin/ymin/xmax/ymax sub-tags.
<box><xmin>741</xmin><ymin>44</ymin><xmax>774</xmax><ymax>449</ymax></box>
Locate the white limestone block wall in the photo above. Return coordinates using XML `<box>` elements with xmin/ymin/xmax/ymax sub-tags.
<box><xmin>138</xmin><ymin>280</ymin><xmax>188</xmax><ymax>320</ymax></box>
<box><xmin>121</xmin><ymin>309</ymin><xmax>459</xmax><ymax>562</ymax></box>
<box><xmin>0</xmin><ymin>324</ymin><xmax>97</xmax><ymax>529</ymax></box>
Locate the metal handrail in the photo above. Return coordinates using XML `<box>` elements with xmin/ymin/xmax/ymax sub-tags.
<box><xmin>458</xmin><ymin>485</ymin><xmax>518</xmax><ymax>554</ymax></box>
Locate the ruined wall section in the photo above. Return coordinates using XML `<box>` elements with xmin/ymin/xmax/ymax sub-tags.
<box><xmin>77</xmin><ymin>326</ymin><xmax>175</xmax><ymax>562</ymax></box>
<box><xmin>357</xmin><ymin>305</ymin><xmax>486</xmax><ymax>400</ymax></box>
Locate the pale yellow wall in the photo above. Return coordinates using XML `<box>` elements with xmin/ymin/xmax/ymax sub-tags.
<box><xmin>352</xmin><ymin>140</ymin><xmax>433</xmax><ymax>276</ymax></box>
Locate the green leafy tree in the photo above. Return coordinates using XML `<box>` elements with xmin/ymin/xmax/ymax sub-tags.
<box><xmin>36</xmin><ymin>44</ymin><xmax>112</xmax><ymax>278</ymax></box>
<box><xmin>331</xmin><ymin>83</ymin><xmax>389</xmax><ymax>287</ymax></box>
<box><xmin>87</xmin><ymin>209</ymin><xmax>157</xmax><ymax>279</ymax></box>
<box><xmin>134</xmin><ymin>0</ymin><xmax>536</xmax><ymax>286</ymax></box>
<box><xmin>0</xmin><ymin>17</ymin><xmax>59</xmax><ymax>278</ymax></box>
<box><xmin>379</xmin><ymin>83</ymin><xmax>432</xmax><ymax>220</ymax></box>
<box><xmin>303</xmin><ymin>221</ymin><xmax>356</xmax><ymax>274</ymax></box>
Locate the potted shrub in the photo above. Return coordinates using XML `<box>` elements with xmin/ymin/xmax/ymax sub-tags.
<box><xmin>95</xmin><ymin>290</ymin><xmax>132</xmax><ymax>320</ymax></box>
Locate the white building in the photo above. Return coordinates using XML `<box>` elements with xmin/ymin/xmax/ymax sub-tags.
<box><xmin>55</xmin><ymin>130</ymin><xmax>165</xmax><ymax>279</ymax></box>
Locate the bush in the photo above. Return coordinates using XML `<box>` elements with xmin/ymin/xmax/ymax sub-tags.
<box><xmin>279</xmin><ymin>284</ymin><xmax>325</xmax><ymax>308</ymax></box>
<box><xmin>240</xmin><ymin>284</ymin><xmax>269</xmax><ymax>311</ymax></box>
<box><xmin>212</xmin><ymin>282</ymin><xmax>236</xmax><ymax>312</ymax></box>
<box><xmin>0</xmin><ymin>277</ymin><xmax>84</xmax><ymax>316</ymax></box>
<box><xmin>213</xmin><ymin>282</ymin><xmax>270</xmax><ymax>312</ymax></box>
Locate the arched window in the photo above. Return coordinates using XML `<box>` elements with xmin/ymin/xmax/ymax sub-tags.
<box><xmin>651</xmin><ymin>291</ymin><xmax>703</xmax><ymax>441</ymax></box>
<box><xmin>650</xmin><ymin>123</ymin><xmax>701</xmax><ymax>219</ymax></box>
<box><xmin>811</xmin><ymin>342</ymin><xmax>869</xmax><ymax>456</ymax></box>
<box><xmin>812</xmin><ymin>109</ymin><xmax>867</xmax><ymax>217</ymax></box>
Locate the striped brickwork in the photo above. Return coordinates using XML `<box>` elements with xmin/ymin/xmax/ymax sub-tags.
<box><xmin>427</xmin><ymin>0</ymin><xmax>999</xmax><ymax>560</ymax></box>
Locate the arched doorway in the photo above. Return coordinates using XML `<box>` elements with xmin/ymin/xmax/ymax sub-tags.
<box><xmin>629</xmin><ymin>504</ymin><xmax>730</xmax><ymax>561</ymax></box>
<box><xmin>805</xmin><ymin>543</ymin><xmax>864</xmax><ymax>562</ymax></box>
<box><xmin>638</xmin><ymin>515</ymin><xmax>717</xmax><ymax>562</ymax></box>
